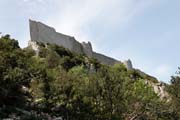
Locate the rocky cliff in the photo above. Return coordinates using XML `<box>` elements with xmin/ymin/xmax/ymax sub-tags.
<box><xmin>29</xmin><ymin>20</ymin><xmax>121</xmax><ymax>66</ymax></box>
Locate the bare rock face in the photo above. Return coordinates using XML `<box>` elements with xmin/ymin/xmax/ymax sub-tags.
<box><xmin>29</xmin><ymin>20</ymin><xmax>123</xmax><ymax>66</ymax></box>
<box><xmin>28</xmin><ymin>40</ymin><xmax>39</xmax><ymax>56</ymax></box>
<box><xmin>145</xmin><ymin>81</ymin><xmax>169</xmax><ymax>100</ymax></box>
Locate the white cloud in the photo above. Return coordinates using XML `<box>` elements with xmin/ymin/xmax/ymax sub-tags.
<box><xmin>45</xmin><ymin>0</ymin><xmax>157</xmax><ymax>50</ymax></box>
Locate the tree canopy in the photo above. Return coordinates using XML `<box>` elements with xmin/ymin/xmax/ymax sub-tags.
<box><xmin>0</xmin><ymin>35</ymin><xmax>179</xmax><ymax>119</ymax></box>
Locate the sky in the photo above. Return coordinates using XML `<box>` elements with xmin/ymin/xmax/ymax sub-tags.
<box><xmin>0</xmin><ymin>0</ymin><xmax>180</xmax><ymax>83</ymax></box>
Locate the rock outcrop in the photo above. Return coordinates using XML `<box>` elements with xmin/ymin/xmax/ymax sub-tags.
<box><xmin>145</xmin><ymin>80</ymin><xmax>169</xmax><ymax>100</ymax></box>
<box><xmin>29</xmin><ymin>20</ymin><xmax>122</xmax><ymax>66</ymax></box>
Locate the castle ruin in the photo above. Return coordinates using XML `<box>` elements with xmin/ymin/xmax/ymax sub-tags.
<box><xmin>29</xmin><ymin>20</ymin><xmax>133</xmax><ymax>68</ymax></box>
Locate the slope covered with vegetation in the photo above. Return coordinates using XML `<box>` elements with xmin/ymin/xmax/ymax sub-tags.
<box><xmin>0</xmin><ymin>35</ymin><xmax>180</xmax><ymax>119</ymax></box>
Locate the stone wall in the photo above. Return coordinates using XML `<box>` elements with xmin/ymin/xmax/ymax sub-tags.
<box><xmin>29</xmin><ymin>20</ymin><xmax>124</xmax><ymax>66</ymax></box>
<box><xmin>81</xmin><ymin>42</ymin><xmax>93</xmax><ymax>57</ymax></box>
<box><xmin>93</xmin><ymin>52</ymin><xmax>119</xmax><ymax>65</ymax></box>
<box><xmin>29</xmin><ymin>20</ymin><xmax>84</xmax><ymax>54</ymax></box>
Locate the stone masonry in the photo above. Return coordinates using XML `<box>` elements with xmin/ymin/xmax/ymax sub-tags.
<box><xmin>29</xmin><ymin>20</ymin><xmax>131</xmax><ymax>67</ymax></box>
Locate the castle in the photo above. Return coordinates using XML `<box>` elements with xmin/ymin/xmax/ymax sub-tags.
<box><xmin>27</xmin><ymin>20</ymin><xmax>171</xmax><ymax>99</ymax></box>
<box><xmin>28</xmin><ymin>20</ymin><xmax>133</xmax><ymax>70</ymax></box>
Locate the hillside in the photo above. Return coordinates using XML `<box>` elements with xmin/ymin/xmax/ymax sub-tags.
<box><xmin>0</xmin><ymin>35</ymin><xmax>180</xmax><ymax>119</ymax></box>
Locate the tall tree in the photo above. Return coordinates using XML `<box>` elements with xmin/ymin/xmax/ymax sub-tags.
<box><xmin>168</xmin><ymin>68</ymin><xmax>180</xmax><ymax>119</ymax></box>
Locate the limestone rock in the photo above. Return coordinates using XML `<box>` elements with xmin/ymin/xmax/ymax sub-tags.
<box><xmin>28</xmin><ymin>40</ymin><xmax>39</xmax><ymax>56</ymax></box>
<box><xmin>145</xmin><ymin>80</ymin><xmax>169</xmax><ymax>100</ymax></box>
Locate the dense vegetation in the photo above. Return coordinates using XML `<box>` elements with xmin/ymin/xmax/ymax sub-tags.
<box><xmin>0</xmin><ymin>35</ymin><xmax>180</xmax><ymax>119</ymax></box>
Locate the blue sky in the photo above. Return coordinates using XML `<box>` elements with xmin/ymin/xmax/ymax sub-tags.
<box><xmin>0</xmin><ymin>0</ymin><xmax>180</xmax><ymax>83</ymax></box>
